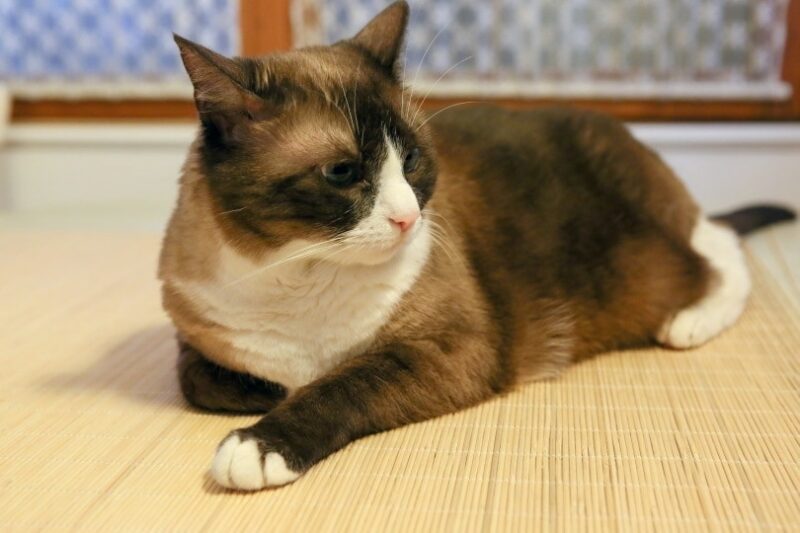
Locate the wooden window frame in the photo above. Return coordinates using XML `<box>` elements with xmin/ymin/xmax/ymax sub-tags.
<box><xmin>10</xmin><ymin>0</ymin><xmax>800</xmax><ymax>122</ymax></box>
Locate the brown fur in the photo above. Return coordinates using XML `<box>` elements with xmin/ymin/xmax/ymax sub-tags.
<box><xmin>178</xmin><ymin>339</ymin><xmax>286</xmax><ymax>413</ymax></box>
<box><xmin>160</xmin><ymin>2</ymin><xmax>715</xmax><ymax>482</ymax></box>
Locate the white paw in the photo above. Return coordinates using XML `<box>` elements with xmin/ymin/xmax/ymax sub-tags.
<box><xmin>210</xmin><ymin>434</ymin><xmax>263</xmax><ymax>490</ymax></box>
<box><xmin>210</xmin><ymin>433</ymin><xmax>301</xmax><ymax>490</ymax></box>
<box><xmin>658</xmin><ymin>300</ymin><xmax>745</xmax><ymax>349</ymax></box>
<box><xmin>657</xmin><ymin>218</ymin><xmax>750</xmax><ymax>349</ymax></box>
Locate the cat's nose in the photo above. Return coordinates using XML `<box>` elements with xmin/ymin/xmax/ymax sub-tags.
<box><xmin>389</xmin><ymin>211</ymin><xmax>420</xmax><ymax>233</ymax></box>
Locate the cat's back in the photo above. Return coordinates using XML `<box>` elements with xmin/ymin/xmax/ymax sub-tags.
<box><xmin>428</xmin><ymin>104</ymin><xmax>698</xmax><ymax>241</ymax></box>
<box><xmin>428</xmin><ymin>105</ymin><xmax>633</xmax><ymax>224</ymax></box>
<box><xmin>430</xmin><ymin>105</ymin><xmax>615</xmax><ymax>145</ymax></box>
<box><xmin>431</xmin><ymin>105</ymin><xmax>646</xmax><ymax>189</ymax></box>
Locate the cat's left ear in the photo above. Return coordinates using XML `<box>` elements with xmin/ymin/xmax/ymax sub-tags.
<box><xmin>349</xmin><ymin>1</ymin><xmax>409</xmax><ymax>78</ymax></box>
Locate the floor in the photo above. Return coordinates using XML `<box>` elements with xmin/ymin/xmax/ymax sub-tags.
<box><xmin>0</xmin><ymin>222</ymin><xmax>798</xmax><ymax>532</ymax></box>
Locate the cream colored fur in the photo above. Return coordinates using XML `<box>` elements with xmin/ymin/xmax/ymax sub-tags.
<box><xmin>170</xmin><ymin>138</ymin><xmax>430</xmax><ymax>391</ymax></box>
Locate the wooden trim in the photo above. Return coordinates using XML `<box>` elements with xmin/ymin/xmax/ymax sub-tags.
<box><xmin>240</xmin><ymin>0</ymin><xmax>293</xmax><ymax>55</ymax></box>
<box><xmin>782</xmin><ymin>0</ymin><xmax>800</xmax><ymax>116</ymax></box>
<box><xmin>417</xmin><ymin>98</ymin><xmax>800</xmax><ymax>122</ymax></box>
<box><xmin>9</xmin><ymin>0</ymin><xmax>800</xmax><ymax>122</ymax></box>
<box><xmin>11</xmin><ymin>99</ymin><xmax>197</xmax><ymax>122</ymax></box>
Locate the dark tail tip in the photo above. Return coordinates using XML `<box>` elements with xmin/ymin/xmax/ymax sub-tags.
<box><xmin>710</xmin><ymin>204</ymin><xmax>796</xmax><ymax>236</ymax></box>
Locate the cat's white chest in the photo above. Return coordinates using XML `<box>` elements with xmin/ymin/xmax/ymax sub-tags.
<box><xmin>176</xmin><ymin>228</ymin><xmax>430</xmax><ymax>390</ymax></box>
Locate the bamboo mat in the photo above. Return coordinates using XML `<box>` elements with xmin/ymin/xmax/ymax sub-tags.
<box><xmin>0</xmin><ymin>224</ymin><xmax>798</xmax><ymax>532</ymax></box>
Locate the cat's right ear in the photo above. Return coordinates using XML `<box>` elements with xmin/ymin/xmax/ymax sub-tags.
<box><xmin>350</xmin><ymin>1</ymin><xmax>409</xmax><ymax>78</ymax></box>
<box><xmin>174</xmin><ymin>34</ymin><xmax>273</xmax><ymax>143</ymax></box>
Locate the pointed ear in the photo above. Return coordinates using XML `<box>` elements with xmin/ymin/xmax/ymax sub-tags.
<box><xmin>174</xmin><ymin>34</ymin><xmax>272</xmax><ymax>143</ymax></box>
<box><xmin>349</xmin><ymin>1</ymin><xmax>409</xmax><ymax>77</ymax></box>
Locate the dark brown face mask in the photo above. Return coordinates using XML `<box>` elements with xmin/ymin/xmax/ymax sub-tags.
<box><xmin>173</xmin><ymin>1</ymin><xmax>435</xmax><ymax>247</ymax></box>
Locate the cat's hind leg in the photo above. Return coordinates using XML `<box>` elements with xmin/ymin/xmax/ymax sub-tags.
<box><xmin>657</xmin><ymin>218</ymin><xmax>751</xmax><ymax>349</ymax></box>
<box><xmin>178</xmin><ymin>340</ymin><xmax>287</xmax><ymax>413</ymax></box>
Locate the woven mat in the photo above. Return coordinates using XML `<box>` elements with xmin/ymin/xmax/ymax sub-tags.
<box><xmin>1</xmin><ymin>225</ymin><xmax>798</xmax><ymax>532</ymax></box>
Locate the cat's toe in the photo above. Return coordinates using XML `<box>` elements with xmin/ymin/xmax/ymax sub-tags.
<box><xmin>264</xmin><ymin>451</ymin><xmax>301</xmax><ymax>486</ymax></box>
<box><xmin>658</xmin><ymin>302</ymin><xmax>742</xmax><ymax>349</ymax></box>
<box><xmin>211</xmin><ymin>433</ymin><xmax>264</xmax><ymax>490</ymax></box>
<box><xmin>210</xmin><ymin>432</ymin><xmax>301</xmax><ymax>490</ymax></box>
<box><xmin>658</xmin><ymin>312</ymin><xmax>705</xmax><ymax>349</ymax></box>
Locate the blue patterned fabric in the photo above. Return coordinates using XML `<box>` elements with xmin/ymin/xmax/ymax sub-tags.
<box><xmin>292</xmin><ymin>0</ymin><xmax>790</xmax><ymax>97</ymax></box>
<box><xmin>0</xmin><ymin>0</ymin><xmax>239</xmax><ymax>81</ymax></box>
<box><xmin>318</xmin><ymin>0</ymin><xmax>487</xmax><ymax>75</ymax></box>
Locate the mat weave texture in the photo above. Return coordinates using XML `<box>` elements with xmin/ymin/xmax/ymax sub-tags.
<box><xmin>1</xmin><ymin>225</ymin><xmax>798</xmax><ymax>532</ymax></box>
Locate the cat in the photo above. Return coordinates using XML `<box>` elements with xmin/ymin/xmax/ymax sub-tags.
<box><xmin>159</xmin><ymin>1</ymin><xmax>795</xmax><ymax>490</ymax></box>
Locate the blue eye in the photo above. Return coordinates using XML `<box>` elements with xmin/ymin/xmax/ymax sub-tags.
<box><xmin>404</xmin><ymin>147</ymin><xmax>421</xmax><ymax>173</ymax></box>
<box><xmin>322</xmin><ymin>161</ymin><xmax>359</xmax><ymax>186</ymax></box>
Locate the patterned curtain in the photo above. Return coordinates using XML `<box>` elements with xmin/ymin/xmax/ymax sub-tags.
<box><xmin>0</xmin><ymin>0</ymin><xmax>239</xmax><ymax>99</ymax></box>
<box><xmin>292</xmin><ymin>0</ymin><xmax>792</xmax><ymax>100</ymax></box>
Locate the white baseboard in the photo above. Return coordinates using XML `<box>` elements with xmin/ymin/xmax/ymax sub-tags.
<box><xmin>1</xmin><ymin>122</ymin><xmax>798</xmax><ymax>230</ymax></box>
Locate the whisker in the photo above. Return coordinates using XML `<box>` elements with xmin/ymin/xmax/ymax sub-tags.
<box><xmin>352</xmin><ymin>59</ymin><xmax>362</xmax><ymax>132</ymax></box>
<box><xmin>424</xmin><ymin>212</ymin><xmax>459</xmax><ymax>239</ymax></box>
<box><xmin>415</xmin><ymin>101</ymin><xmax>479</xmax><ymax>132</ymax></box>
<box><xmin>421</xmin><ymin>214</ymin><xmax>466</xmax><ymax>271</ymax></box>
<box><xmin>328</xmin><ymin>203</ymin><xmax>358</xmax><ymax>226</ymax></box>
<box><xmin>360</xmin><ymin>122</ymin><xmax>366</xmax><ymax>147</ymax></box>
<box><xmin>314</xmin><ymin>240</ymin><xmax>353</xmax><ymax>265</ymax></box>
<box><xmin>217</xmin><ymin>206</ymin><xmax>248</xmax><ymax>216</ymax></box>
<box><xmin>422</xmin><ymin>208</ymin><xmax>459</xmax><ymax>235</ymax></box>
<box><xmin>334</xmin><ymin>69</ymin><xmax>356</xmax><ymax>132</ymax></box>
<box><xmin>433</xmin><ymin>234</ymin><xmax>464</xmax><ymax>271</ymax></box>
<box><xmin>399</xmin><ymin>53</ymin><xmax>408</xmax><ymax>119</ymax></box>
<box><xmin>410</xmin><ymin>55</ymin><xmax>473</xmax><ymax>126</ymax></box>
<box><xmin>407</xmin><ymin>20</ymin><xmax>451</xmax><ymax>118</ymax></box>
<box><xmin>321</xmin><ymin>88</ymin><xmax>352</xmax><ymax>129</ymax></box>
<box><xmin>223</xmin><ymin>237</ymin><xmax>346</xmax><ymax>287</ymax></box>
<box><xmin>426</xmin><ymin>226</ymin><xmax>461</xmax><ymax>271</ymax></box>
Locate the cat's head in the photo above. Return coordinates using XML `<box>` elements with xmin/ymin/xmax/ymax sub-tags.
<box><xmin>175</xmin><ymin>1</ymin><xmax>436</xmax><ymax>266</ymax></box>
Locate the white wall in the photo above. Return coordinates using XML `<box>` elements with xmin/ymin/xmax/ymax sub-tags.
<box><xmin>631</xmin><ymin>124</ymin><xmax>800</xmax><ymax>213</ymax></box>
<box><xmin>1</xmin><ymin>122</ymin><xmax>798</xmax><ymax>230</ymax></box>
<box><xmin>0</xmin><ymin>124</ymin><xmax>190</xmax><ymax>215</ymax></box>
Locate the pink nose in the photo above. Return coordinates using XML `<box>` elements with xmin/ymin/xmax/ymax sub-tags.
<box><xmin>389</xmin><ymin>211</ymin><xmax>420</xmax><ymax>232</ymax></box>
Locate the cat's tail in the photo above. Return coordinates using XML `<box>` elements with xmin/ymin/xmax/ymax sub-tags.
<box><xmin>710</xmin><ymin>204</ymin><xmax>796</xmax><ymax>236</ymax></box>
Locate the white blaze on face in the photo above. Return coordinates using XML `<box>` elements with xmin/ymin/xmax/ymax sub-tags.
<box><xmin>374</xmin><ymin>135</ymin><xmax>421</xmax><ymax>229</ymax></box>
<box><xmin>343</xmin><ymin>134</ymin><xmax>422</xmax><ymax>264</ymax></box>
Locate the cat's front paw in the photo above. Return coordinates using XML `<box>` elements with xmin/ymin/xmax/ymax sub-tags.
<box><xmin>210</xmin><ymin>432</ymin><xmax>301</xmax><ymax>490</ymax></box>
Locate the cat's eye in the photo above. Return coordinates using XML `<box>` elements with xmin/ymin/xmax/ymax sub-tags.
<box><xmin>322</xmin><ymin>161</ymin><xmax>359</xmax><ymax>187</ymax></box>
<box><xmin>404</xmin><ymin>147</ymin><xmax>421</xmax><ymax>173</ymax></box>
